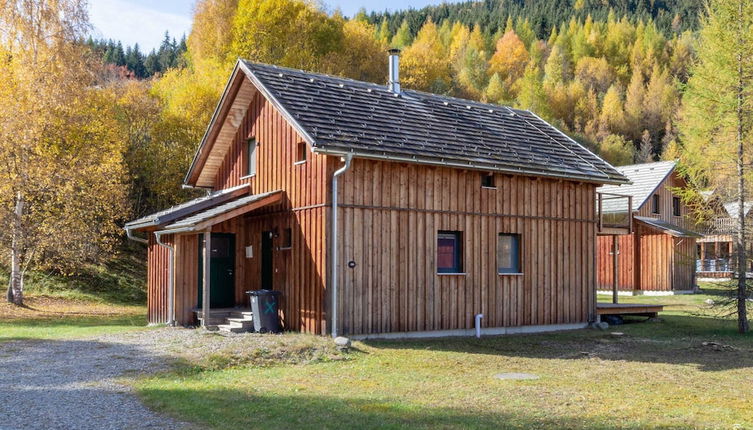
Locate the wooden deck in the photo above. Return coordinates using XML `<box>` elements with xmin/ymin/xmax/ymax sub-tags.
<box><xmin>597</xmin><ymin>303</ymin><xmax>664</xmax><ymax>318</ymax></box>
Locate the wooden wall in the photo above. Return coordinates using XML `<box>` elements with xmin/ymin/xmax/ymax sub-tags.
<box><xmin>147</xmin><ymin>233</ymin><xmax>172</xmax><ymax>324</ymax></box>
<box><xmin>596</xmin><ymin>234</ymin><xmax>636</xmax><ymax>291</ymax></box>
<box><xmin>166</xmin><ymin>92</ymin><xmax>330</xmax><ymax>334</ymax></box>
<box><xmin>214</xmin><ymin>92</ymin><xmax>329</xmax><ymax>209</ymax></box>
<box><xmin>596</xmin><ymin>224</ymin><xmax>697</xmax><ymax>292</ymax></box>
<box><xmin>637</xmin><ymin>227</ymin><xmax>673</xmax><ymax>291</ymax></box>
<box><xmin>636</xmin><ymin>171</ymin><xmax>690</xmax><ymax>223</ymax></box>
<box><xmin>333</xmin><ymin>158</ymin><xmax>598</xmax><ymax>335</ymax></box>
<box><xmin>672</xmin><ymin>236</ymin><xmax>697</xmax><ymax>291</ymax></box>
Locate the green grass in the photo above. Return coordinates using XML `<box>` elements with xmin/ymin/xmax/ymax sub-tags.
<box><xmin>135</xmin><ymin>283</ymin><xmax>753</xmax><ymax>430</ymax></box>
<box><xmin>0</xmin><ymin>246</ymin><xmax>148</xmax><ymax>341</ymax></box>
<box><xmin>0</xmin><ymin>308</ymin><xmax>148</xmax><ymax>341</ymax></box>
<box><xmin>6</xmin><ymin>246</ymin><xmax>148</xmax><ymax>305</ymax></box>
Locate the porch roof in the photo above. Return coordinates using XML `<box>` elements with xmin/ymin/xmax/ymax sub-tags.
<box><xmin>634</xmin><ymin>216</ymin><xmax>702</xmax><ymax>238</ymax></box>
<box><xmin>125</xmin><ymin>184</ymin><xmax>250</xmax><ymax>231</ymax></box>
<box><xmin>158</xmin><ymin>190</ymin><xmax>283</xmax><ymax>234</ymax></box>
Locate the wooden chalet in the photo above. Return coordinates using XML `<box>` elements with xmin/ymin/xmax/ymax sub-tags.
<box><xmin>126</xmin><ymin>51</ymin><xmax>630</xmax><ymax>338</ymax></box>
<box><xmin>596</xmin><ymin>161</ymin><xmax>701</xmax><ymax>296</ymax></box>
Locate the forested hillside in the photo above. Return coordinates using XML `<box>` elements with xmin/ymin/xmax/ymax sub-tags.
<box><xmin>366</xmin><ymin>0</ymin><xmax>704</xmax><ymax>39</ymax></box>
<box><xmin>0</xmin><ymin>0</ymin><xmax>708</xmax><ymax>298</ymax></box>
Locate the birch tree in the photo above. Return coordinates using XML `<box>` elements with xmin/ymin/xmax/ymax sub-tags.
<box><xmin>679</xmin><ymin>0</ymin><xmax>753</xmax><ymax>333</ymax></box>
<box><xmin>0</xmin><ymin>0</ymin><xmax>128</xmax><ymax>305</ymax></box>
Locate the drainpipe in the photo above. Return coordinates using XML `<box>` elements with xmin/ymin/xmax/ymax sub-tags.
<box><xmin>154</xmin><ymin>231</ymin><xmax>175</xmax><ymax>326</ymax></box>
<box><xmin>331</xmin><ymin>153</ymin><xmax>353</xmax><ymax>338</ymax></box>
<box><xmin>475</xmin><ymin>314</ymin><xmax>484</xmax><ymax>338</ymax></box>
<box><xmin>125</xmin><ymin>226</ymin><xmax>148</xmax><ymax>245</ymax></box>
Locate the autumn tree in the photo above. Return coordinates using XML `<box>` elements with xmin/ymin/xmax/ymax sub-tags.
<box><xmin>401</xmin><ymin>19</ymin><xmax>451</xmax><ymax>92</ymax></box>
<box><xmin>0</xmin><ymin>0</ymin><xmax>128</xmax><ymax>304</ymax></box>
<box><xmin>231</xmin><ymin>0</ymin><xmax>344</xmax><ymax>71</ymax></box>
<box><xmin>679</xmin><ymin>0</ymin><xmax>753</xmax><ymax>333</ymax></box>
<box><xmin>488</xmin><ymin>30</ymin><xmax>529</xmax><ymax>96</ymax></box>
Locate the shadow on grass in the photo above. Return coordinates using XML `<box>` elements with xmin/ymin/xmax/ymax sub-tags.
<box><xmin>362</xmin><ymin>314</ymin><xmax>753</xmax><ymax>372</ymax></box>
<box><xmin>138</xmin><ymin>387</ymin><xmax>679</xmax><ymax>430</ymax></box>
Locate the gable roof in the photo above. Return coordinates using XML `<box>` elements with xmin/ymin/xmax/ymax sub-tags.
<box><xmin>597</xmin><ymin>160</ymin><xmax>677</xmax><ymax>211</ymax></box>
<box><xmin>185</xmin><ymin>60</ymin><xmax>628</xmax><ymax>187</ymax></box>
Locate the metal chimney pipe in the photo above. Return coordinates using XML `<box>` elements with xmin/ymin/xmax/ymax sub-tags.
<box><xmin>388</xmin><ymin>48</ymin><xmax>401</xmax><ymax>93</ymax></box>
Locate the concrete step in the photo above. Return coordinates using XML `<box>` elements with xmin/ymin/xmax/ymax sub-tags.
<box><xmin>198</xmin><ymin>317</ymin><xmax>227</xmax><ymax>326</ymax></box>
<box><xmin>217</xmin><ymin>324</ymin><xmax>250</xmax><ymax>333</ymax></box>
<box><xmin>225</xmin><ymin>320</ymin><xmax>254</xmax><ymax>330</ymax></box>
<box><xmin>230</xmin><ymin>311</ymin><xmax>253</xmax><ymax>319</ymax></box>
<box><xmin>226</xmin><ymin>317</ymin><xmax>254</xmax><ymax>325</ymax></box>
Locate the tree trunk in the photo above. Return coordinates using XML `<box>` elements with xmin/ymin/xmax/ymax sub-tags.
<box><xmin>8</xmin><ymin>192</ymin><xmax>24</xmax><ymax>306</ymax></box>
<box><xmin>735</xmin><ymin>4</ymin><xmax>749</xmax><ymax>333</ymax></box>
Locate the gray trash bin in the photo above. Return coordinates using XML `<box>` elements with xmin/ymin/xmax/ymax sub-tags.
<box><xmin>246</xmin><ymin>290</ymin><xmax>282</xmax><ymax>333</ymax></box>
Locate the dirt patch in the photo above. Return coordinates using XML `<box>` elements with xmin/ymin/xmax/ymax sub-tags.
<box><xmin>0</xmin><ymin>296</ymin><xmax>139</xmax><ymax>321</ymax></box>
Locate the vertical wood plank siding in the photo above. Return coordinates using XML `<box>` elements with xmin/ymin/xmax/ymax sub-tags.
<box><xmin>596</xmin><ymin>171</ymin><xmax>696</xmax><ymax>293</ymax></box>
<box><xmin>334</xmin><ymin>158</ymin><xmax>597</xmax><ymax>336</ymax></box>
<box><xmin>168</xmin><ymin>93</ymin><xmax>329</xmax><ymax>334</ymax></box>
<box><xmin>636</xmin><ymin>171</ymin><xmax>690</xmax><ymax>222</ymax></box>
<box><xmin>146</xmin><ymin>233</ymin><xmax>172</xmax><ymax>324</ymax></box>
<box><xmin>596</xmin><ymin>225</ymin><xmax>697</xmax><ymax>292</ymax></box>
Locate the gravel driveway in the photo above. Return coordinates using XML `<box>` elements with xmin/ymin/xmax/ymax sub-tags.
<box><xmin>0</xmin><ymin>331</ymin><xmax>189</xmax><ymax>430</ymax></box>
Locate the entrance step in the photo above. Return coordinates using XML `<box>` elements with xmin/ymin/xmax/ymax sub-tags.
<box><xmin>216</xmin><ymin>324</ymin><xmax>248</xmax><ymax>333</ymax></box>
<box><xmin>217</xmin><ymin>313</ymin><xmax>255</xmax><ymax>334</ymax></box>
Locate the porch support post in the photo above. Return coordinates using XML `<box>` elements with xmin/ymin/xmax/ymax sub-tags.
<box><xmin>202</xmin><ymin>231</ymin><xmax>211</xmax><ymax>329</ymax></box>
<box><xmin>612</xmin><ymin>235</ymin><xmax>619</xmax><ymax>304</ymax></box>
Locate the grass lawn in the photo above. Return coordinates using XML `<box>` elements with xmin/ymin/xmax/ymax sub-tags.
<box><xmin>0</xmin><ymin>296</ymin><xmax>147</xmax><ymax>341</ymax></box>
<box><xmin>0</xmin><ymin>249</ymin><xmax>148</xmax><ymax>341</ymax></box>
<box><xmin>135</xmin><ymin>284</ymin><xmax>753</xmax><ymax>430</ymax></box>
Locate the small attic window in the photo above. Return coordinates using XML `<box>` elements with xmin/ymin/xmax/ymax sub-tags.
<box><xmin>481</xmin><ymin>173</ymin><xmax>496</xmax><ymax>189</ymax></box>
<box><xmin>295</xmin><ymin>142</ymin><xmax>307</xmax><ymax>164</ymax></box>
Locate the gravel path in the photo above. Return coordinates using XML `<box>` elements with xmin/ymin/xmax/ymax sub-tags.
<box><xmin>0</xmin><ymin>331</ymin><xmax>190</xmax><ymax>430</ymax></box>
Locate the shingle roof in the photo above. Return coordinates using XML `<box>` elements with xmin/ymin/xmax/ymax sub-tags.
<box><xmin>238</xmin><ymin>61</ymin><xmax>627</xmax><ymax>185</ymax></box>
<box><xmin>160</xmin><ymin>191</ymin><xmax>282</xmax><ymax>233</ymax></box>
<box><xmin>125</xmin><ymin>184</ymin><xmax>250</xmax><ymax>230</ymax></box>
<box><xmin>597</xmin><ymin>160</ymin><xmax>676</xmax><ymax>212</ymax></box>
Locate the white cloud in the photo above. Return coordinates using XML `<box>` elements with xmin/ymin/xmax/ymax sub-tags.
<box><xmin>88</xmin><ymin>0</ymin><xmax>192</xmax><ymax>52</ymax></box>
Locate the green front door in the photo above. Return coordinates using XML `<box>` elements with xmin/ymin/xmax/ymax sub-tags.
<box><xmin>198</xmin><ymin>233</ymin><xmax>236</xmax><ymax>308</ymax></box>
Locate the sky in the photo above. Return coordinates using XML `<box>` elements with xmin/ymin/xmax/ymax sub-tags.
<box><xmin>88</xmin><ymin>0</ymin><xmax>457</xmax><ymax>52</ymax></box>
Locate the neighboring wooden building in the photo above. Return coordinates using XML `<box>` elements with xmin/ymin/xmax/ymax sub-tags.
<box><xmin>126</xmin><ymin>52</ymin><xmax>628</xmax><ymax>337</ymax></box>
<box><xmin>697</xmin><ymin>200</ymin><xmax>753</xmax><ymax>279</ymax></box>
<box><xmin>596</xmin><ymin>161</ymin><xmax>701</xmax><ymax>295</ymax></box>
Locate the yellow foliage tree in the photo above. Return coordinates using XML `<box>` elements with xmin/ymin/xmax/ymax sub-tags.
<box><xmin>0</xmin><ymin>0</ymin><xmax>128</xmax><ymax>304</ymax></box>
<box><xmin>488</xmin><ymin>31</ymin><xmax>529</xmax><ymax>94</ymax></box>
<box><xmin>401</xmin><ymin>19</ymin><xmax>451</xmax><ymax>92</ymax></box>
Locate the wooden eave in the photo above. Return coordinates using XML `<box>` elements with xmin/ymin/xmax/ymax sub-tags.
<box><xmin>184</xmin><ymin>65</ymin><xmax>259</xmax><ymax>188</ymax></box>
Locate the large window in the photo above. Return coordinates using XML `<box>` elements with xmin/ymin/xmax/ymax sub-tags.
<box><xmin>652</xmin><ymin>194</ymin><xmax>660</xmax><ymax>214</ymax></box>
<box><xmin>246</xmin><ymin>138</ymin><xmax>257</xmax><ymax>177</ymax></box>
<box><xmin>672</xmin><ymin>196</ymin><xmax>681</xmax><ymax>216</ymax></box>
<box><xmin>497</xmin><ymin>234</ymin><xmax>521</xmax><ymax>274</ymax></box>
<box><xmin>437</xmin><ymin>231</ymin><xmax>463</xmax><ymax>273</ymax></box>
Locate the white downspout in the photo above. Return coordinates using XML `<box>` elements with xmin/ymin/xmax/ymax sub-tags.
<box><xmin>331</xmin><ymin>153</ymin><xmax>353</xmax><ymax>338</ymax></box>
<box><xmin>154</xmin><ymin>231</ymin><xmax>175</xmax><ymax>326</ymax></box>
<box><xmin>475</xmin><ymin>313</ymin><xmax>484</xmax><ymax>338</ymax></box>
<box><xmin>125</xmin><ymin>226</ymin><xmax>148</xmax><ymax>245</ymax></box>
